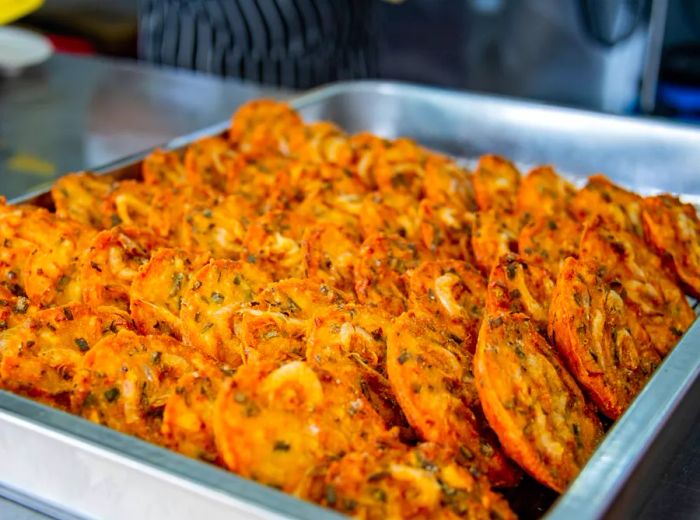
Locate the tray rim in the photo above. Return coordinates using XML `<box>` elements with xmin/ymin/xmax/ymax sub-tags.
<box><xmin>2</xmin><ymin>79</ymin><xmax>700</xmax><ymax>520</ymax></box>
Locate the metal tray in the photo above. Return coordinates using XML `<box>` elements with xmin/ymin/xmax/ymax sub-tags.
<box><xmin>2</xmin><ymin>81</ymin><xmax>700</xmax><ymax>520</ymax></box>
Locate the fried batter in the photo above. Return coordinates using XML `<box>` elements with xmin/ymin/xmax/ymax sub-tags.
<box><xmin>407</xmin><ymin>260</ymin><xmax>486</xmax><ymax>352</ymax></box>
<box><xmin>229</xmin><ymin>99</ymin><xmax>305</xmax><ymax>157</ymax></box>
<box><xmin>74</xmin><ymin>330</ymin><xmax>214</xmax><ymax>443</ymax></box>
<box><xmin>571</xmin><ymin>174</ymin><xmax>643</xmax><ymax>236</ymax></box>
<box><xmin>515</xmin><ymin>166</ymin><xmax>576</xmax><ymax>219</ymax></box>
<box><xmin>518</xmin><ymin>213</ymin><xmax>581</xmax><ymax>277</ymax></box>
<box><xmin>642</xmin><ymin>194</ymin><xmax>700</xmax><ymax>298</ymax></box>
<box><xmin>355</xmin><ymin>234</ymin><xmax>425</xmax><ymax>316</ymax></box>
<box><xmin>549</xmin><ymin>257</ymin><xmax>661</xmax><ymax>418</ymax></box>
<box><xmin>51</xmin><ymin>172</ymin><xmax>113</xmax><ymax>228</ymax></box>
<box><xmin>184</xmin><ymin>136</ymin><xmax>244</xmax><ymax>192</ymax></box>
<box><xmin>387</xmin><ymin>311</ymin><xmax>519</xmax><ymax>487</ymax></box>
<box><xmin>471</xmin><ymin>209</ymin><xmax>519</xmax><ymax>276</ymax></box>
<box><xmin>580</xmin><ymin>216</ymin><xmax>694</xmax><ymax>355</ymax></box>
<box><xmin>486</xmin><ymin>254</ymin><xmax>555</xmax><ymax>336</ymax></box>
<box><xmin>180</xmin><ymin>259</ymin><xmax>270</xmax><ymax>365</ymax></box>
<box><xmin>475</xmin><ymin>312</ymin><xmax>603</xmax><ymax>492</ymax></box>
<box><xmin>0</xmin><ymin>304</ymin><xmax>131</xmax><ymax>407</ymax></box>
<box><xmin>302</xmin><ymin>223</ymin><xmax>358</xmax><ymax>293</ymax></box>
<box><xmin>472</xmin><ymin>155</ymin><xmax>520</xmax><ymax>212</ymax></box>
<box><xmin>422</xmin><ymin>155</ymin><xmax>477</xmax><ymax>212</ymax></box>
<box><xmin>142</xmin><ymin>148</ymin><xmax>187</xmax><ymax>187</ymax></box>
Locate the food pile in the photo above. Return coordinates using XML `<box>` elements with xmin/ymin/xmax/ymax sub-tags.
<box><xmin>0</xmin><ymin>100</ymin><xmax>697</xmax><ymax>518</ymax></box>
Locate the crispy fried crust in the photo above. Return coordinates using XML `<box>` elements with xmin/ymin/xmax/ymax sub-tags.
<box><xmin>317</xmin><ymin>443</ymin><xmax>515</xmax><ymax>519</ymax></box>
<box><xmin>302</xmin><ymin>223</ymin><xmax>358</xmax><ymax>292</ymax></box>
<box><xmin>180</xmin><ymin>259</ymin><xmax>270</xmax><ymax>365</ymax></box>
<box><xmin>472</xmin><ymin>209</ymin><xmax>520</xmax><ymax>276</ymax></box>
<box><xmin>580</xmin><ymin>216</ymin><xmax>694</xmax><ymax>355</ymax></box>
<box><xmin>387</xmin><ymin>311</ymin><xmax>520</xmax><ymax>487</ymax></box>
<box><xmin>518</xmin><ymin>212</ymin><xmax>581</xmax><ymax>277</ymax></box>
<box><xmin>407</xmin><ymin>260</ymin><xmax>486</xmax><ymax>352</ymax></box>
<box><xmin>486</xmin><ymin>254</ymin><xmax>555</xmax><ymax>336</ymax></box>
<box><xmin>642</xmin><ymin>194</ymin><xmax>700</xmax><ymax>298</ymax></box>
<box><xmin>51</xmin><ymin>172</ymin><xmax>113</xmax><ymax>229</ymax></box>
<box><xmin>422</xmin><ymin>155</ymin><xmax>477</xmax><ymax>212</ymax></box>
<box><xmin>0</xmin><ymin>304</ymin><xmax>132</xmax><ymax>407</ymax></box>
<box><xmin>516</xmin><ymin>166</ymin><xmax>576</xmax><ymax>219</ymax></box>
<box><xmin>74</xmin><ymin>330</ymin><xmax>214</xmax><ymax>443</ymax></box>
<box><xmin>354</xmin><ymin>233</ymin><xmax>426</xmax><ymax>316</ymax></box>
<box><xmin>475</xmin><ymin>312</ymin><xmax>603</xmax><ymax>492</ymax></box>
<box><xmin>571</xmin><ymin>174</ymin><xmax>643</xmax><ymax>236</ymax></box>
<box><xmin>549</xmin><ymin>257</ymin><xmax>661</xmax><ymax>418</ymax></box>
<box><xmin>472</xmin><ymin>155</ymin><xmax>521</xmax><ymax>212</ymax></box>
<box><xmin>228</xmin><ymin>99</ymin><xmax>305</xmax><ymax>157</ymax></box>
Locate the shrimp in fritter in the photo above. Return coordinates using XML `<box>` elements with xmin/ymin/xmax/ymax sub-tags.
<box><xmin>422</xmin><ymin>155</ymin><xmax>477</xmax><ymax>212</ymax></box>
<box><xmin>549</xmin><ymin>257</ymin><xmax>661</xmax><ymax>419</ymax></box>
<box><xmin>486</xmin><ymin>254</ymin><xmax>555</xmax><ymax>336</ymax></box>
<box><xmin>475</xmin><ymin>312</ymin><xmax>603</xmax><ymax>492</ymax></box>
<box><xmin>471</xmin><ymin>209</ymin><xmax>520</xmax><ymax>276</ymax></box>
<box><xmin>515</xmin><ymin>166</ymin><xmax>576</xmax><ymax>220</ymax></box>
<box><xmin>228</xmin><ymin>99</ymin><xmax>305</xmax><ymax>157</ymax></box>
<box><xmin>472</xmin><ymin>155</ymin><xmax>520</xmax><ymax>212</ymax></box>
<box><xmin>0</xmin><ymin>304</ymin><xmax>131</xmax><ymax>408</ymax></box>
<box><xmin>51</xmin><ymin>172</ymin><xmax>114</xmax><ymax>229</ymax></box>
<box><xmin>387</xmin><ymin>311</ymin><xmax>520</xmax><ymax>487</ymax></box>
<box><xmin>142</xmin><ymin>148</ymin><xmax>188</xmax><ymax>187</ymax></box>
<box><xmin>571</xmin><ymin>174</ymin><xmax>643</xmax><ymax>236</ymax></box>
<box><xmin>642</xmin><ymin>194</ymin><xmax>700</xmax><ymax>298</ymax></box>
<box><xmin>407</xmin><ymin>260</ymin><xmax>486</xmax><ymax>352</ymax></box>
<box><xmin>184</xmin><ymin>136</ymin><xmax>244</xmax><ymax>192</ymax></box>
<box><xmin>518</xmin><ymin>213</ymin><xmax>581</xmax><ymax>277</ymax></box>
<box><xmin>180</xmin><ymin>259</ymin><xmax>270</xmax><ymax>365</ymax></box>
<box><xmin>580</xmin><ymin>216</ymin><xmax>694</xmax><ymax>355</ymax></box>
<box><xmin>302</xmin><ymin>223</ymin><xmax>359</xmax><ymax>293</ymax></box>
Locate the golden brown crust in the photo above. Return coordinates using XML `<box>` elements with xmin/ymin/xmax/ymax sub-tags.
<box><xmin>515</xmin><ymin>166</ymin><xmax>576</xmax><ymax>219</ymax></box>
<box><xmin>518</xmin><ymin>212</ymin><xmax>581</xmax><ymax>277</ymax></box>
<box><xmin>579</xmin><ymin>216</ymin><xmax>694</xmax><ymax>355</ymax></box>
<box><xmin>387</xmin><ymin>311</ymin><xmax>520</xmax><ymax>487</ymax></box>
<box><xmin>475</xmin><ymin>312</ymin><xmax>603</xmax><ymax>492</ymax></box>
<box><xmin>471</xmin><ymin>209</ymin><xmax>520</xmax><ymax>276</ymax></box>
<box><xmin>549</xmin><ymin>257</ymin><xmax>661</xmax><ymax>418</ymax></box>
<box><xmin>641</xmin><ymin>194</ymin><xmax>700</xmax><ymax>298</ymax></box>
<box><xmin>472</xmin><ymin>155</ymin><xmax>520</xmax><ymax>212</ymax></box>
<box><xmin>486</xmin><ymin>254</ymin><xmax>556</xmax><ymax>336</ymax></box>
<box><xmin>407</xmin><ymin>260</ymin><xmax>486</xmax><ymax>352</ymax></box>
<box><xmin>571</xmin><ymin>174</ymin><xmax>643</xmax><ymax>236</ymax></box>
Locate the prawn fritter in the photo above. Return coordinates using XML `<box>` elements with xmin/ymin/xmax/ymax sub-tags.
<box><xmin>387</xmin><ymin>311</ymin><xmax>519</xmax><ymax>487</ymax></box>
<box><xmin>142</xmin><ymin>148</ymin><xmax>187</xmax><ymax>187</ymax></box>
<box><xmin>473</xmin><ymin>155</ymin><xmax>520</xmax><ymax>212</ymax></box>
<box><xmin>256</xmin><ymin>278</ymin><xmax>348</xmax><ymax>321</ymax></box>
<box><xmin>181</xmin><ymin>194</ymin><xmax>252</xmax><ymax>260</ymax></box>
<box><xmin>21</xmin><ymin>217</ymin><xmax>94</xmax><ymax>307</ymax></box>
<box><xmin>243</xmin><ymin>210</ymin><xmax>312</xmax><ymax>280</ymax></box>
<box><xmin>486</xmin><ymin>254</ymin><xmax>555</xmax><ymax>336</ymax></box>
<box><xmin>228</xmin><ymin>99</ymin><xmax>305</xmax><ymax>157</ymax></box>
<box><xmin>422</xmin><ymin>155</ymin><xmax>477</xmax><ymax>212</ymax></box>
<box><xmin>180</xmin><ymin>259</ymin><xmax>270</xmax><ymax>365</ymax></box>
<box><xmin>294</xmin><ymin>121</ymin><xmax>354</xmax><ymax>168</ymax></box>
<box><xmin>78</xmin><ymin>226</ymin><xmax>163</xmax><ymax>310</ymax></box>
<box><xmin>471</xmin><ymin>209</ymin><xmax>519</xmax><ymax>276</ymax></box>
<box><xmin>350</xmin><ymin>132</ymin><xmax>389</xmax><ymax>189</ymax></box>
<box><xmin>580</xmin><ymin>216</ymin><xmax>694</xmax><ymax>355</ymax></box>
<box><xmin>226</xmin><ymin>156</ymin><xmax>294</xmax><ymax>211</ymax></box>
<box><xmin>0</xmin><ymin>304</ymin><xmax>131</xmax><ymax>407</ymax></box>
<box><xmin>360</xmin><ymin>191</ymin><xmax>422</xmax><ymax>242</ymax></box>
<box><xmin>162</xmin><ymin>366</ymin><xmax>229</xmax><ymax>463</ymax></box>
<box><xmin>641</xmin><ymin>194</ymin><xmax>700</xmax><ymax>297</ymax></box>
<box><xmin>234</xmin><ymin>307</ymin><xmax>307</xmax><ymax>363</ymax></box>
<box><xmin>418</xmin><ymin>199</ymin><xmax>475</xmax><ymax>261</ymax></box>
<box><xmin>518</xmin><ymin>213</ymin><xmax>581</xmax><ymax>277</ymax></box>
<box><xmin>320</xmin><ymin>443</ymin><xmax>515</xmax><ymax>520</ymax></box>
<box><xmin>184</xmin><ymin>136</ymin><xmax>243</xmax><ymax>192</ymax></box>
<box><xmin>515</xmin><ymin>166</ymin><xmax>576</xmax><ymax>219</ymax></box>
<box><xmin>51</xmin><ymin>172</ymin><xmax>113</xmax><ymax>228</ymax></box>
<box><xmin>549</xmin><ymin>258</ymin><xmax>661</xmax><ymax>419</ymax></box>
<box><xmin>0</xmin><ymin>286</ymin><xmax>35</xmax><ymax>332</ymax></box>
<box><xmin>213</xmin><ymin>360</ymin><xmax>325</xmax><ymax>491</ymax></box>
<box><xmin>101</xmin><ymin>180</ymin><xmax>162</xmax><ymax>229</ymax></box>
<box><xmin>571</xmin><ymin>174</ymin><xmax>643</xmax><ymax>235</ymax></box>
<box><xmin>130</xmin><ymin>248</ymin><xmax>205</xmax><ymax>338</ymax></box>
<box><xmin>355</xmin><ymin>234</ymin><xmax>425</xmax><ymax>316</ymax></box>
<box><xmin>302</xmin><ymin>223</ymin><xmax>358</xmax><ymax>292</ymax></box>
<box><xmin>307</xmin><ymin>304</ymin><xmax>390</xmax><ymax>373</ymax></box>
<box><xmin>74</xmin><ymin>330</ymin><xmax>214</xmax><ymax>443</ymax></box>
<box><xmin>475</xmin><ymin>313</ymin><xmax>603</xmax><ymax>492</ymax></box>
<box><xmin>374</xmin><ymin>143</ymin><xmax>427</xmax><ymax>199</ymax></box>
<box><xmin>407</xmin><ymin>260</ymin><xmax>486</xmax><ymax>352</ymax></box>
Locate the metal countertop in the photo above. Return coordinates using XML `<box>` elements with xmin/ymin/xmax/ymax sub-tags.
<box><xmin>0</xmin><ymin>53</ymin><xmax>697</xmax><ymax>520</ymax></box>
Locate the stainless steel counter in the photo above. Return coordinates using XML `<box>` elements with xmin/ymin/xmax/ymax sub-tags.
<box><xmin>0</xmin><ymin>53</ymin><xmax>697</xmax><ymax>519</ymax></box>
<box><xmin>0</xmin><ymin>53</ymin><xmax>288</xmax><ymax>199</ymax></box>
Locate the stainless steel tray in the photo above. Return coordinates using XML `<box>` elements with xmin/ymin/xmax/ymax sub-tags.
<box><xmin>2</xmin><ymin>80</ymin><xmax>700</xmax><ymax>520</ymax></box>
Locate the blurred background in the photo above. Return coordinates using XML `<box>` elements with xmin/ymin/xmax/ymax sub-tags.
<box><xmin>1</xmin><ymin>0</ymin><xmax>699</xmax><ymax>195</ymax></box>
